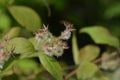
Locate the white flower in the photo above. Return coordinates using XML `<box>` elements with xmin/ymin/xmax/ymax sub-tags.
<box><xmin>35</xmin><ymin>22</ymin><xmax>73</xmax><ymax>57</ymax></box>
<box><xmin>61</xmin><ymin>30</ymin><xmax>71</xmax><ymax>40</ymax></box>
<box><xmin>0</xmin><ymin>64</ymin><xmax>3</xmax><ymax>69</ymax></box>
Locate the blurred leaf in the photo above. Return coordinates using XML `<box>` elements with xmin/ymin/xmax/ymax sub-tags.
<box><xmin>80</xmin><ymin>26</ymin><xmax>119</xmax><ymax>48</ymax></box>
<box><xmin>72</xmin><ymin>32</ymin><xmax>79</xmax><ymax>64</ymax></box>
<box><xmin>28</xmin><ymin>37</ymin><xmax>37</xmax><ymax>49</ymax></box>
<box><xmin>6</xmin><ymin>37</ymin><xmax>35</xmax><ymax>54</ymax></box>
<box><xmin>14</xmin><ymin>59</ymin><xmax>40</xmax><ymax>75</ymax></box>
<box><xmin>79</xmin><ymin>45</ymin><xmax>100</xmax><ymax>64</ymax></box>
<box><xmin>38</xmin><ymin>53</ymin><xmax>63</xmax><ymax>80</ymax></box>
<box><xmin>0</xmin><ymin>13</ymin><xmax>11</xmax><ymax>31</ymax></box>
<box><xmin>0</xmin><ymin>0</ymin><xmax>7</xmax><ymax>8</ymax></box>
<box><xmin>8</xmin><ymin>6</ymin><xmax>42</xmax><ymax>32</ymax></box>
<box><xmin>5</xmin><ymin>27</ymin><xmax>21</xmax><ymax>39</ymax></box>
<box><xmin>77</xmin><ymin>62</ymin><xmax>98</xmax><ymax>79</ymax></box>
<box><xmin>100</xmin><ymin>52</ymin><xmax>119</xmax><ymax>70</ymax></box>
<box><xmin>77</xmin><ymin>62</ymin><xmax>109</xmax><ymax>80</ymax></box>
<box><xmin>112</xmin><ymin>68</ymin><xmax>120</xmax><ymax>80</ymax></box>
<box><xmin>104</xmin><ymin>3</ymin><xmax>120</xmax><ymax>19</ymax></box>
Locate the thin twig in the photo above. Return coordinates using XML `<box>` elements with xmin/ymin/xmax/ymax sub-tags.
<box><xmin>64</xmin><ymin>68</ymin><xmax>78</xmax><ymax>80</ymax></box>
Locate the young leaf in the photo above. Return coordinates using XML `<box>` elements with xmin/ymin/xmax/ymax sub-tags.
<box><xmin>6</xmin><ymin>37</ymin><xmax>35</xmax><ymax>54</ymax></box>
<box><xmin>8</xmin><ymin>6</ymin><xmax>42</xmax><ymax>32</ymax></box>
<box><xmin>80</xmin><ymin>26</ymin><xmax>119</xmax><ymax>48</ymax></box>
<box><xmin>0</xmin><ymin>13</ymin><xmax>11</xmax><ymax>31</ymax></box>
<box><xmin>77</xmin><ymin>62</ymin><xmax>98</xmax><ymax>79</ymax></box>
<box><xmin>5</xmin><ymin>27</ymin><xmax>21</xmax><ymax>39</ymax></box>
<box><xmin>38</xmin><ymin>53</ymin><xmax>63</xmax><ymax>80</ymax></box>
<box><xmin>77</xmin><ymin>62</ymin><xmax>109</xmax><ymax>80</ymax></box>
<box><xmin>79</xmin><ymin>45</ymin><xmax>100</xmax><ymax>64</ymax></box>
<box><xmin>72</xmin><ymin>32</ymin><xmax>79</xmax><ymax>64</ymax></box>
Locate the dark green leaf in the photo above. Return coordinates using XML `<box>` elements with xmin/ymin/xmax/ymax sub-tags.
<box><xmin>104</xmin><ymin>3</ymin><xmax>120</xmax><ymax>19</ymax></box>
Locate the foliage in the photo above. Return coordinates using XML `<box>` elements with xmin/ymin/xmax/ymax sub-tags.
<box><xmin>0</xmin><ymin>0</ymin><xmax>120</xmax><ymax>80</ymax></box>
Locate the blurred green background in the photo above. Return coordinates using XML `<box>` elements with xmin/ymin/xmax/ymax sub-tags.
<box><xmin>1</xmin><ymin>0</ymin><xmax>120</xmax><ymax>37</ymax></box>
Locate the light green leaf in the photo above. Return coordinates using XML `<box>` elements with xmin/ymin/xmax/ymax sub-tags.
<box><xmin>5</xmin><ymin>27</ymin><xmax>21</xmax><ymax>39</ymax></box>
<box><xmin>28</xmin><ymin>37</ymin><xmax>38</xmax><ymax>49</ymax></box>
<box><xmin>80</xmin><ymin>26</ymin><xmax>119</xmax><ymax>48</ymax></box>
<box><xmin>8</xmin><ymin>6</ymin><xmax>42</xmax><ymax>32</ymax></box>
<box><xmin>77</xmin><ymin>62</ymin><xmax>109</xmax><ymax>80</ymax></box>
<box><xmin>72</xmin><ymin>32</ymin><xmax>79</xmax><ymax>64</ymax></box>
<box><xmin>0</xmin><ymin>13</ymin><xmax>11</xmax><ymax>31</ymax></box>
<box><xmin>14</xmin><ymin>59</ymin><xmax>40</xmax><ymax>75</ymax></box>
<box><xmin>79</xmin><ymin>45</ymin><xmax>100</xmax><ymax>64</ymax></box>
<box><xmin>77</xmin><ymin>62</ymin><xmax>98</xmax><ymax>79</ymax></box>
<box><xmin>6</xmin><ymin>37</ymin><xmax>35</xmax><ymax>54</ymax></box>
<box><xmin>38</xmin><ymin>53</ymin><xmax>63</xmax><ymax>80</ymax></box>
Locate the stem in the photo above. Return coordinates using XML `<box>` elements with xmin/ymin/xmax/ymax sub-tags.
<box><xmin>64</xmin><ymin>68</ymin><xmax>78</xmax><ymax>80</ymax></box>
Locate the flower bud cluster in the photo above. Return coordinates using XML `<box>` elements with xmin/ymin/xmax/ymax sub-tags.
<box><xmin>35</xmin><ymin>22</ymin><xmax>73</xmax><ymax>57</ymax></box>
<box><xmin>0</xmin><ymin>39</ymin><xmax>14</xmax><ymax>72</ymax></box>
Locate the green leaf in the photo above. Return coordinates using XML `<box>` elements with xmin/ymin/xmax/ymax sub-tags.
<box><xmin>28</xmin><ymin>37</ymin><xmax>38</xmax><ymax>49</ymax></box>
<box><xmin>77</xmin><ymin>62</ymin><xmax>98</xmax><ymax>79</ymax></box>
<box><xmin>79</xmin><ymin>45</ymin><xmax>100</xmax><ymax>64</ymax></box>
<box><xmin>80</xmin><ymin>26</ymin><xmax>119</xmax><ymax>48</ymax></box>
<box><xmin>8</xmin><ymin>6</ymin><xmax>42</xmax><ymax>32</ymax></box>
<box><xmin>6</xmin><ymin>37</ymin><xmax>35</xmax><ymax>54</ymax></box>
<box><xmin>77</xmin><ymin>62</ymin><xmax>109</xmax><ymax>80</ymax></box>
<box><xmin>38</xmin><ymin>53</ymin><xmax>63</xmax><ymax>80</ymax></box>
<box><xmin>5</xmin><ymin>27</ymin><xmax>21</xmax><ymax>39</ymax></box>
<box><xmin>0</xmin><ymin>13</ymin><xmax>11</xmax><ymax>31</ymax></box>
<box><xmin>14</xmin><ymin>59</ymin><xmax>40</xmax><ymax>75</ymax></box>
<box><xmin>72</xmin><ymin>32</ymin><xmax>79</xmax><ymax>64</ymax></box>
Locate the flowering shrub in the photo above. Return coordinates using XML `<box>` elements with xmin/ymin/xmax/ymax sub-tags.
<box><xmin>0</xmin><ymin>21</ymin><xmax>73</xmax><ymax>80</ymax></box>
<box><xmin>0</xmin><ymin>1</ymin><xmax>120</xmax><ymax>80</ymax></box>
